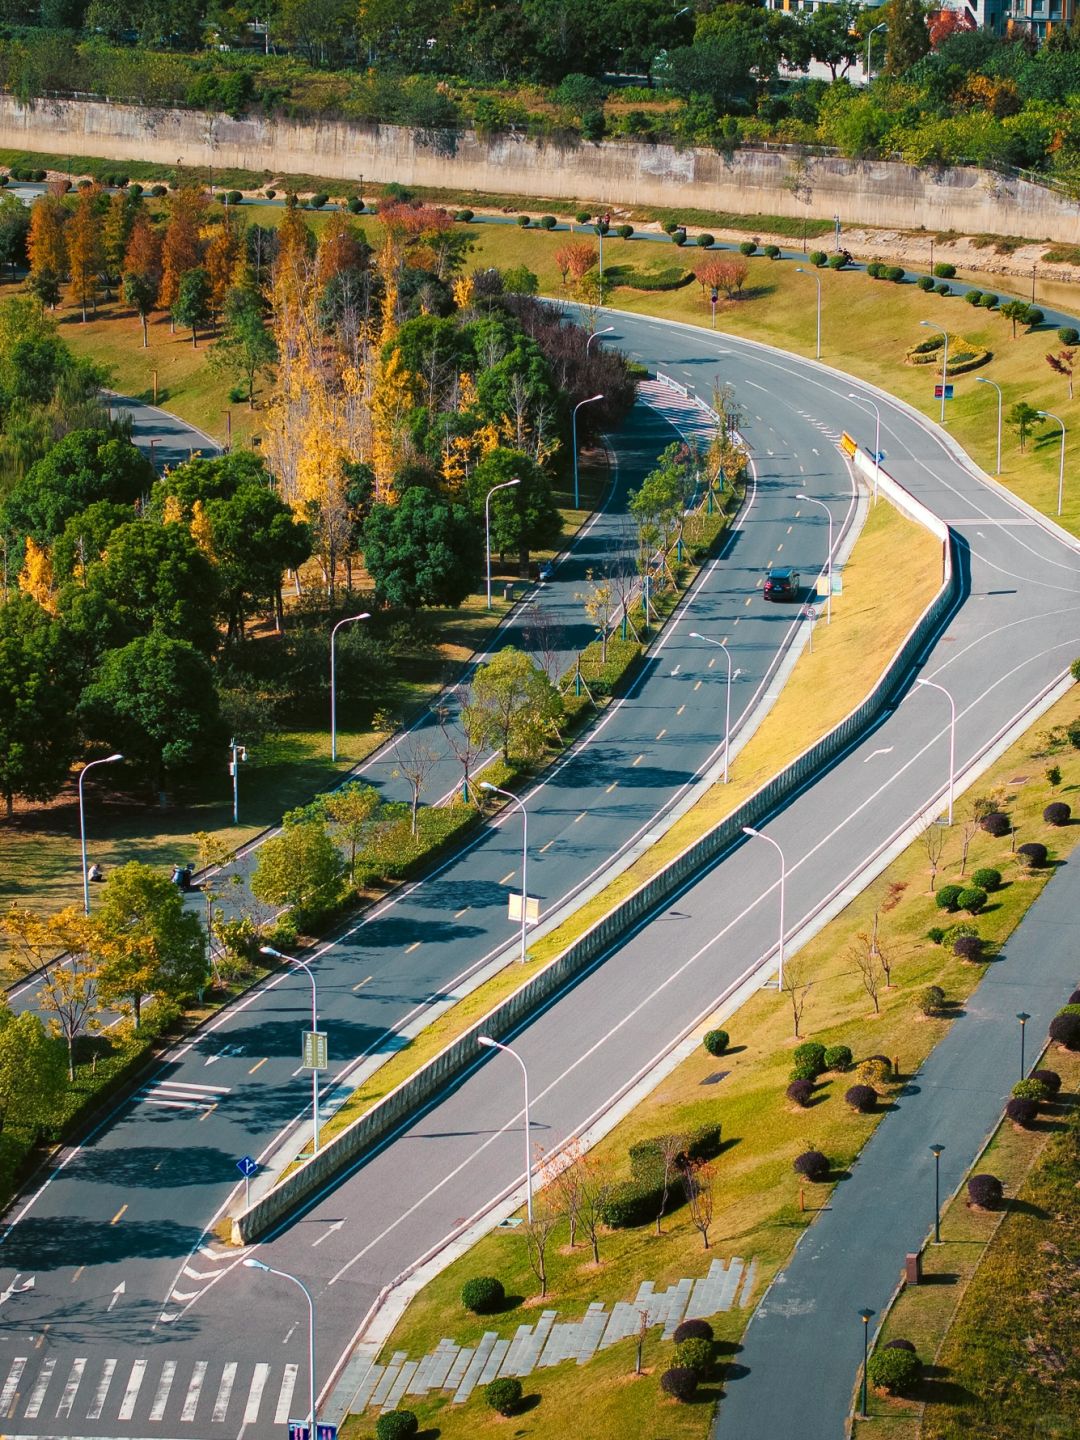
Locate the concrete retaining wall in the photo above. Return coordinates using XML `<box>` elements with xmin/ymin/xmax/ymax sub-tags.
<box><xmin>231</xmin><ymin>456</ymin><xmax>956</xmax><ymax>1244</ymax></box>
<box><xmin>8</xmin><ymin>94</ymin><xmax>1080</xmax><ymax>243</ymax></box>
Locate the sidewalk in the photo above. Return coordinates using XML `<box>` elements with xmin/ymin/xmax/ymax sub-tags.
<box><xmin>712</xmin><ymin>851</ymin><xmax>1079</xmax><ymax>1440</ymax></box>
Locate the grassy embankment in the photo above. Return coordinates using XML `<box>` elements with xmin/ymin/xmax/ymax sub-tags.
<box><xmin>856</xmin><ymin>1048</ymin><xmax>1080</xmax><ymax>1440</ymax></box>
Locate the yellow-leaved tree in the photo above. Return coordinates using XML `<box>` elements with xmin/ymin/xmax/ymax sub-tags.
<box><xmin>18</xmin><ymin>537</ymin><xmax>56</xmax><ymax>612</ymax></box>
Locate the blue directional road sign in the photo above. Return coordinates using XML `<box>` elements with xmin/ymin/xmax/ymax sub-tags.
<box><xmin>236</xmin><ymin>1155</ymin><xmax>258</xmax><ymax>1179</ymax></box>
<box><xmin>287</xmin><ymin>1422</ymin><xmax>337</xmax><ymax>1440</ymax></box>
<box><xmin>933</xmin><ymin>384</ymin><xmax>954</xmax><ymax>400</ymax></box>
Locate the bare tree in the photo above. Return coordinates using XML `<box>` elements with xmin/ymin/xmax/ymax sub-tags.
<box><xmin>921</xmin><ymin>819</ymin><xmax>945</xmax><ymax>892</ymax></box>
<box><xmin>781</xmin><ymin>959</ymin><xmax>813</xmax><ymax>1039</ymax></box>
<box><xmin>635</xmin><ymin>1307</ymin><xmax>650</xmax><ymax>1374</ymax></box>
<box><xmin>577</xmin><ymin>1151</ymin><xmax>615</xmax><ymax>1264</ymax></box>
<box><xmin>870</xmin><ymin>911</ymin><xmax>895</xmax><ymax>989</ymax></box>
<box><xmin>607</xmin><ymin>542</ymin><xmax>643</xmax><ymax>643</ymax></box>
<box><xmin>851</xmin><ymin>933</ymin><xmax>882</xmax><ymax>1014</ymax></box>
<box><xmin>654</xmin><ymin>1131</ymin><xmax>687</xmax><ymax>1236</ymax></box>
<box><xmin>577</xmin><ymin>568</ymin><xmax>617</xmax><ymax>663</ymax></box>
<box><xmin>959</xmin><ymin>814</ymin><xmax>980</xmax><ymax>877</ymax></box>
<box><xmin>520</xmin><ymin>603</ymin><xmax>562</xmax><ymax>684</ymax></box>
<box><xmin>437</xmin><ymin>688</ymin><xmax>484</xmax><ymax>804</ymax></box>
<box><xmin>546</xmin><ymin>1138</ymin><xmax>585</xmax><ymax>1248</ymax></box>
<box><xmin>521</xmin><ymin>1200</ymin><xmax>560</xmax><ymax>1298</ymax></box>
<box><xmin>681</xmin><ymin>1157</ymin><xmax>716</xmax><ymax>1249</ymax></box>
<box><xmin>391</xmin><ymin>729</ymin><xmax>442</xmax><ymax>835</ymax></box>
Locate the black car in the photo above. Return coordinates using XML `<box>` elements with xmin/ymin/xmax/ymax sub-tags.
<box><xmin>763</xmin><ymin>567</ymin><xmax>801</xmax><ymax>601</ymax></box>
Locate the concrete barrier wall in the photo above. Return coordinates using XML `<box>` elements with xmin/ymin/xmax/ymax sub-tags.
<box><xmin>232</xmin><ymin>459</ymin><xmax>956</xmax><ymax>1243</ymax></box>
<box><xmin>8</xmin><ymin>94</ymin><xmax>1080</xmax><ymax>244</ymax></box>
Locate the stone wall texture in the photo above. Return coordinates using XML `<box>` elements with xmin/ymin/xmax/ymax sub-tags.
<box><xmin>6</xmin><ymin>94</ymin><xmax>1080</xmax><ymax>243</ymax></box>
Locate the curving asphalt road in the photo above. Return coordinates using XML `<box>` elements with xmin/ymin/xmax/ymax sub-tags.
<box><xmin>0</xmin><ymin>345</ymin><xmax>854</xmax><ymax>1438</ymax></box>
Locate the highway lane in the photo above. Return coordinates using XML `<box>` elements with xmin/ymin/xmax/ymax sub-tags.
<box><xmin>0</xmin><ymin>349</ymin><xmax>850</xmax><ymax>1437</ymax></box>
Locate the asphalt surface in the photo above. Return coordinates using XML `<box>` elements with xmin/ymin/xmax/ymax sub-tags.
<box><xmin>107</xmin><ymin>394</ymin><xmax>221</xmax><ymax>473</ymax></box>
<box><xmin>0</xmin><ymin>334</ymin><xmax>854</xmax><ymax>1437</ymax></box>
<box><xmin>714</xmin><ymin>821</ymin><xmax>1080</xmax><ymax>1440</ymax></box>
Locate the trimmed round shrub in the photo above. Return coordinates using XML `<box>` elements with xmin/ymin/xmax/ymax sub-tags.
<box><xmin>264</xmin><ymin>188</ymin><xmax>276</xmax><ymax>199</ymax></box>
<box><xmin>675</xmin><ymin>1337</ymin><xmax>714</xmax><ymax>1376</ymax></box>
<box><xmin>793</xmin><ymin>1149</ymin><xmax>829</xmax><ymax>1182</ymax></box>
<box><xmin>857</xmin><ymin>1057</ymin><xmax>892</xmax><ymax>1087</ymax></box>
<box><xmin>672</xmin><ymin>228</ymin><xmax>687</xmax><ymax>246</ymax></box>
<box><xmin>150</xmin><ymin>183</ymin><xmax>167</xmax><ymax>197</ymax></box>
<box><xmin>916</xmin><ymin>274</ymin><xmax>935</xmax><ymax>291</ymax></box>
<box><xmin>461</xmin><ymin>1276</ymin><xmax>505</xmax><ymax>1314</ymax></box>
<box><xmin>967</xmin><ymin>1173</ymin><xmax>1003</xmax><ymax>1208</ymax></box>
<box><xmin>1018</xmin><ymin>842</ymin><xmax>1048</xmax><ymax>868</ymax></box>
<box><xmin>661</xmin><ymin>219</ymin><xmax>681</xmax><ymax>235</ymax></box>
<box><xmin>935</xmin><ymin>281</ymin><xmax>951</xmax><ymax>295</ymax></box>
<box><xmin>885</xmin><ymin>1338</ymin><xmax>917</xmax><ymax>1353</ymax></box>
<box><xmin>455</xmin><ymin>208</ymin><xmax>474</xmax><ymax>222</ymax></box>
<box><xmin>964</xmin><ymin>288</ymin><xmax>983</xmax><ymax>306</ymax></box>
<box><xmin>696</xmin><ymin>232</ymin><xmax>715</xmax><ymax>248</ymax></box>
<box><xmin>616</xmin><ymin>223</ymin><xmax>634</xmax><ymax>239</ymax></box>
<box><xmin>957</xmin><ymin>886</ymin><xmax>987</xmax><ymax>915</ymax></box>
<box><xmin>484</xmin><ymin>1377</ymin><xmax>522</xmax><ymax>1415</ymax></box>
<box><xmin>868</xmin><ymin>1346</ymin><xmax>922</xmax><ymax>1395</ymax></box>
<box><xmin>576</xmin><ymin>209</ymin><xmax>592</xmax><ymax>225</ymax></box>
<box><xmin>1031</xmin><ymin>1068</ymin><xmax>1061</xmax><ymax>1094</ymax></box>
<box><xmin>309</xmin><ymin>192</ymin><xmax>329</xmax><ymax>209</ymax></box>
<box><xmin>32</xmin><ymin>168</ymin><xmax>47</xmax><ymax>182</ymax></box>
<box><xmin>885</xmin><ymin>264</ymin><xmax>905</xmax><ymax>282</ymax></box>
<box><xmin>739</xmin><ymin>240</ymin><xmax>757</xmax><ymax>256</ymax></box>
<box><xmin>661</xmin><ymin>1366</ymin><xmax>698</xmax><ymax>1402</ymax></box>
<box><xmin>978</xmin><ymin>291</ymin><xmax>998</xmax><ymax>307</ymax></box>
<box><xmin>927</xmin><ymin>926</ymin><xmax>946</xmax><ymax>945</ymax></box>
<box><xmin>763</xmin><ymin>243</ymin><xmax>780</xmax><ymax>259</ymax></box>
<box><xmin>1058</xmin><ymin>325</ymin><xmax>1080</xmax><ymax>345</ymax></box>
<box><xmin>225</xmin><ymin>189</ymin><xmax>243</xmax><ymax>205</ymax></box>
<box><xmin>971</xmin><ymin>867</ymin><xmax>1001</xmax><ymax>892</ymax></box>
<box><xmin>808</xmin><ymin>249</ymin><xmax>827</xmax><ymax>266</ymax></box>
<box><xmin>1012</xmin><ymin>1077</ymin><xmax>1049</xmax><ymax>1103</ymax></box>
<box><xmin>936</xmin><ymin>884</ymin><xmax>963</xmax><ymax>912</ymax></box>
<box><xmin>866</xmin><ymin>260</ymin><xmax>883</xmax><ymax>278</ymax></box>
<box><xmin>127</xmin><ymin>181</ymin><xmax>143</xmax><ymax>197</ymax></box>
<box><xmin>790</xmin><ymin>1060</ymin><xmax>820</xmax><ymax>1083</ymax></box>
<box><xmin>953</xmin><ymin>934</ymin><xmax>985</xmax><ymax>963</ymax></box>
<box><xmin>517</xmin><ymin>213</ymin><xmax>531</xmax><ymax>227</ymax></box>
<box><xmin>787</xmin><ymin>1078</ymin><xmax>815</xmax><ymax>1107</ymax></box>
<box><xmin>933</xmin><ymin>261</ymin><xmax>957</xmax><ymax>278</ymax></box>
<box><xmin>793</xmin><ymin>1041</ymin><xmax>826</xmax><ymax>1074</ymax></box>
<box><xmin>703</xmin><ymin>1029</ymin><xmax>729</xmax><ymax>1057</ymax></box>
<box><xmin>1056</xmin><ymin>1001</ymin><xmax>1080</xmax><ymax>1017</ymax></box>
<box><xmin>1043</xmin><ymin>801</ymin><xmax>1071</xmax><ymax>826</ymax></box>
<box><xmin>1005</xmin><ymin>1096</ymin><xmax>1038</xmax><ymax>1127</ymax></box>
<box><xmin>539</xmin><ymin>214</ymin><xmax>557</xmax><ymax>229</ymax></box>
<box><xmin>1026</xmin><ymin>306</ymin><xmax>1045</xmax><ymax>326</ymax></box>
<box><xmin>917</xmin><ymin>984</ymin><xmax>946</xmax><ymax>1016</ymax></box>
<box><xmin>673</xmin><ymin>1319</ymin><xmax>714</xmax><ymax>1344</ymax></box>
<box><xmin>347</xmin><ymin>196</ymin><xmax>364</xmax><ymax>213</ymax></box>
<box><xmin>828</xmin><ymin>253</ymin><xmax>849</xmax><ymax>270</ymax></box>
<box><xmin>375</xmin><ymin>1412</ymin><xmax>419</xmax><ymax>1440</ymax></box>
<box><xmin>1049</xmin><ymin>1012</ymin><xmax>1080</xmax><ymax>1050</ymax></box>
<box><xmin>824</xmin><ymin>1045</ymin><xmax>853</xmax><ymax>1072</ymax></box>
<box><xmin>845</xmin><ymin>1084</ymin><xmax>877</xmax><ymax>1113</ymax></box>
<box><xmin>981</xmin><ymin>811</ymin><xmax>1010</xmax><ymax>836</ymax></box>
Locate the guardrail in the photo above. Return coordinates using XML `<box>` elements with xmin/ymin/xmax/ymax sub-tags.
<box><xmin>231</xmin><ymin>450</ymin><xmax>958</xmax><ymax>1244</ymax></box>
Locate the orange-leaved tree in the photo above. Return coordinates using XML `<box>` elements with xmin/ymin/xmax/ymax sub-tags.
<box><xmin>27</xmin><ymin>195</ymin><xmax>67</xmax><ymax>308</ymax></box>
<box><xmin>159</xmin><ymin>185</ymin><xmax>207</xmax><ymax>315</ymax></box>
<box><xmin>122</xmin><ymin>210</ymin><xmax>163</xmax><ymax>347</ymax></box>
<box><xmin>204</xmin><ymin>214</ymin><xmax>245</xmax><ymax>324</ymax></box>
<box><xmin>66</xmin><ymin>188</ymin><xmax>103</xmax><ymax>322</ymax></box>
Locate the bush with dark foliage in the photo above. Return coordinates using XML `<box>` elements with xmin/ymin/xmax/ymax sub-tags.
<box><xmin>1005</xmin><ymin>1096</ymin><xmax>1038</xmax><ymax>1127</ymax></box>
<box><xmin>845</xmin><ymin>1084</ymin><xmax>877</xmax><ymax>1113</ymax></box>
<box><xmin>484</xmin><ymin>1378</ymin><xmax>522</xmax><ymax>1415</ymax></box>
<box><xmin>1049</xmin><ymin>1012</ymin><xmax>1080</xmax><ymax>1050</ymax></box>
<box><xmin>981</xmin><ymin>811</ymin><xmax>1010</xmax><ymax>836</ymax></box>
<box><xmin>967</xmin><ymin>1173</ymin><xmax>1003</xmax><ymax>1208</ymax></box>
<box><xmin>1031</xmin><ymin>1068</ymin><xmax>1061</xmax><ymax>1094</ymax></box>
<box><xmin>661</xmin><ymin>1367</ymin><xmax>698</xmax><ymax>1402</ymax></box>
<box><xmin>1017</xmin><ymin>842</ymin><xmax>1048</xmax><ymax>868</ymax></box>
<box><xmin>787</xmin><ymin>1078</ymin><xmax>815</xmax><ymax>1107</ymax></box>
<box><xmin>1043</xmin><ymin>802</ymin><xmax>1071</xmax><ymax>826</ymax></box>
<box><xmin>793</xmin><ymin>1150</ymin><xmax>829</xmax><ymax>1182</ymax></box>
<box><xmin>673</xmin><ymin>1319</ymin><xmax>713</xmax><ymax>1344</ymax></box>
<box><xmin>703</xmin><ymin>1029</ymin><xmax>729</xmax><ymax>1057</ymax></box>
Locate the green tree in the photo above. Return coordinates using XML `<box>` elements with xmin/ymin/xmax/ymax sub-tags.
<box><xmin>467</xmin><ymin>448</ymin><xmax>561</xmax><ymax>576</ymax></box>
<box><xmin>79</xmin><ymin>634</ymin><xmax>225</xmax><ymax>799</ymax></box>
<box><xmin>467</xmin><ymin>646</ymin><xmax>563</xmax><ymax>763</ymax></box>
<box><xmin>95</xmin><ymin>862</ymin><xmax>207</xmax><ymax>1026</ymax></box>
<box><xmin>363</xmin><ymin>486</ymin><xmax>482</xmax><ymax>610</ymax></box>
<box><xmin>249</xmin><ymin>819</ymin><xmax>346</xmax><ymax>917</ymax></box>
<box><xmin>51</xmin><ymin>500</ymin><xmax>132</xmax><ymax>583</ymax></box>
<box><xmin>801</xmin><ymin>0</ymin><xmax>861</xmax><ymax>80</ymax></box>
<box><xmin>0</xmin><ymin>595</ymin><xmax>81</xmax><ymax>817</ymax></box>
<box><xmin>208</xmin><ymin>287</ymin><xmax>278</xmax><ymax>407</ymax></box>
<box><xmin>123</xmin><ymin>271</ymin><xmax>159</xmax><ymax>350</ymax></box>
<box><xmin>3</xmin><ymin>430</ymin><xmax>152</xmax><ymax>549</ymax></box>
<box><xmin>629</xmin><ymin>441</ymin><xmax>697</xmax><ymax>585</ymax></box>
<box><xmin>882</xmin><ymin>0</ymin><xmax>930</xmax><ymax>74</ymax></box>
<box><xmin>323</xmin><ymin>782</ymin><xmax>380</xmax><ymax>883</ymax></box>
<box><xmin>0</xmin><ymin>193</ymin><xmax>30</xmax><ymax>280</ymax></box>
<box><xmin>1001</xmin><ymin>298</ymin><xmax>1037</xmax><ymax>338</ymax></box>
<box><xmin>205</xmin><ymin>483</ymin><xmax>312</xmax><ymax>641</ymax></box>
<box><xmin>1008</xmin><ymin>401</ymin><xmax>1041</xmax><ymax>453</ymax></box>
<box><xmin>171</xmin><ymin>266</ymin><xmax>212</xmax><ymax>348</ymax></box>
<box><xmin>0</xmin><ymin>1009</ymin><xmax>66</xmax><ymax>1135</ymax></box>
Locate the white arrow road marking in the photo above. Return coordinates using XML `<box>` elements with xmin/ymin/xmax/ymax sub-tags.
<box><xmin>864</xmin><ymin>747</ymin><xmax>896</xmax><ymax>761</ymax></box>
<box><xmin>107</xmin><ymin>1282</ymin><xmax>125</xmax><ymax>1312</ymax></box>
<box><xmin>312</xmin><ymin>1219</ymin><xmax>345</xmax><ymax>1247</ymax></box>
<box><xmin>170</xmin><ymin>1288</ymin><xmax>200</xmax><ymax>1302</ymax></box>
<box><xmin>0</xmin><ymin>1273</ymin><xmax>34</xmax><ymax>1305</ymax></box>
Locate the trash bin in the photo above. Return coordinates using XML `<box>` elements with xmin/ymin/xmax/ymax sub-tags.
<box><xmin>503</xmin><ymin>583</ymin><xmax>514</xmax><ymax>603</ymax></box>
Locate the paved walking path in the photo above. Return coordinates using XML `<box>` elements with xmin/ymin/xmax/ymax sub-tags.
<box><xmin>713</xmin><ymin>850</ymin><xmax>1080</xmax><ymax>1440</ymax></box>
<box><xmin>355</xmin><ymin>1257</ymin><xmax>757</xmax><ymax>1414</ymax></box>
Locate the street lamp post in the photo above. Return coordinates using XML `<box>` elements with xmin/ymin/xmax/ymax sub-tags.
<box><xmin>866</xmin><ymin>21</ymin><xmax>886</xmax><ymax>81</ymax></box>
<box><xmin>742</xmin><ymin>826</ymin><xmax>786</xmax><ymax>990</ymax></box>
<box><xmin>572</xmin><ymin>394</ymin><xmax>604</xmax><ymax>509</ymax></box>
<box><xmin>329</xmin><ymin>612</ymin><xmax>370</xmax><ymax>762</ymax></box>
<box><xmin>79</xmin><ymin>753</ymin><xmax>123</xmax><ymax>914</ymax></box>
<box><xmin>595</xmin><ymin>216</ymin><xmax>604</xmax><ymax>288</ymax></box>
<box><xmin>930</xmin><ymin>1143</ymin><xmax>944</xmax><ymax>1243</ymax></box>
<box><xmin>795</xmin><ymin>268</ymin><xmax>821</xmax><ymax>359</ymax></box>
<box><xmin>477</xmin><ymin>1035</ymin><xmax>533</xmax><ymax>1221</ymax></box>
<box><xmin>586</xmin><ymin>325</ymin><xmax>614</xmax><ymax>357</ymax></box>
<box><xmin>1037</xmin><ymin>411</ymin><xmax>1066</xmax><ymax>515</ymax></box>
<box><xmin>859</xmin><ymin>1309</ymin><xmax>875</xmax><ymax>1417</ymax></box>
<box><xmin>689</xmin><ymin>632</ymin><xmax>739</xmax><ymax>782</ymax></box>
<box><xmin>260</xmin><ymin>946</ymin><xmax>322</xmax><ymax>1152</ymax></box>
<box><xmin>976</xmin><ymin>377</ymin><xmax>1003</xmax><ymax>475</ymax></box>
<box><xmin>485</xmin><ymin>477</ymin><xmax>520</xmax><ymax>609</ymax></box>
<box><xmin>796</xmin><ymin>493</ymin><xmax>834</xmax><ymax>624</ymax></box>
<box><xmin>920</xmin><ymin>320</ymin><xmax>950</xmax><ymax>424</ymax></box>
<box><xmin>847</xmin><ymin>392</ymin><xmax>882</xmax><ymax>503</ymax></box>
<box><xmin>480</xmin><ymin>782</ymin><xmax>530</xmax><ymax>963</ymax></box>
<box><xmin>228</xmin><ymin>738</ymin><xmax>247</xmax><ymax>825</ymax></box>
<box><xmin>916</xmin><ymin>677</ymin><xmax>957</xmax><ymax>825</ymax></box>
<box><xmin>243</xmin><ymin>1260</ymin><xmax>316</xmax><ymax>1440</ymax></box>
<box><xmin>1017</xmin><ymin>1011</ymin><xmax>1031</xmax><ymax>1080</ymax></box>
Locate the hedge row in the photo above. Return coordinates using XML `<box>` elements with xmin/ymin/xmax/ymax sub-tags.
<box><xmin>599</xmin><ymin>1121</ymin><xmax>723</xmax><ymax>1228</ymax></box>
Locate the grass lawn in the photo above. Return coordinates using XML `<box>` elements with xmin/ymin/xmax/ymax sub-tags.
<box><xmin>859</xmin><ymin>1049</ymin><xmax>1080</xmax><ymax>1440</ymax></box>
<box><xmin>345</xmin><ymin>686</ymin><xmax>1080</xmax><ymax>1440</ymax></box>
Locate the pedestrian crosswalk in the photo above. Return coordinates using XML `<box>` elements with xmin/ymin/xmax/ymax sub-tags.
<box><xmin>139</xmin><ymin>1079</ymin><xmax>232</xmax><ymax>1112</ymax></box>
<box><xmin>0</xmin><ymin>1353</ymin><xmax>301</xmax><ymax>1430</ymax></box>
<box><xmin>639</xmin><ymin>379</ymin><xmax>719</xmax><ymax>450</ymax></box>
